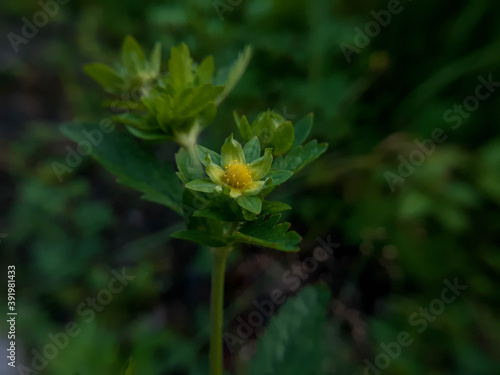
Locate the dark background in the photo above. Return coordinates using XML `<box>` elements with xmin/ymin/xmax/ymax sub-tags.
<box><xmin>1</xmin><ymin>0</ymin><xmax>499</xmax><ymax>374</ymax></box>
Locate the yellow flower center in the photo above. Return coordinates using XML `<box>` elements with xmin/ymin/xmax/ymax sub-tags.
<box><xmin>224</xmin><ymin>160</ymin><xmax>252</xmax><ymax>188</ymax></box>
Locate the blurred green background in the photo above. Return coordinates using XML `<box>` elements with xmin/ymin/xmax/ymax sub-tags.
<box><xmin>1</xmin><ymin>0</ymin><xmax>500</xmax><ymax>374</ymax></box>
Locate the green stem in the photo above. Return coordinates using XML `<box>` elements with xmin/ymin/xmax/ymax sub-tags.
<box><xmin>210</xmin><ymin>246</ymin><xmax>232</xmax><ymax>375</ymax></box>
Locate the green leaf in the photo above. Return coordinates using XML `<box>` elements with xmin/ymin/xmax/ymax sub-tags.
<box><xmin>122</xmin><ymin>36</ymin><xmax>146</xmax><ymax>74</ymax></box>
<box><xmin>261</xmin><ymin>201</ymin><xmax>291</xmax><ymax>215</ymax></box>
<box><xmin>193</xmin><ymin>206</ymin><xmax>236</xmax><ymax>222</ymax></box>
<box><xmin>215</xmin><ymin>45</ymin><xmax>252</xmax><ymax>105</ymax></box>
<box><xmin>150</xmin><ymin>41</ymin><xmax>162</xmax><ymax>76</ymax></box>
<box><xmin>84</xmin><ymin>63</ymin><xmax>124</xmax><ymax>92</ymax></box>
<box><xmin>243</xmin><ymin>136</ymin><xmax>261</xmax><ymax>163</ymax></box>
<box><xmin>185</xmin><ymin>179</ymin><xmax>218</xmax><ymax>193</ymax></box>
<box><xmin>171</xmin><ymin>230</ymin><xmax>226</xmax><ymax>247</ymax></box>
<box><xmin>125</xmin><ymin>126</ymin><xmax>173</xmax><ymax>141</ymax></box>
<box><xmin>292</xmin><ymin>113</ymin><xmax>314</xmax><ymax>146</ymax></box>
<box><xmin>266</xmin><ymin>170</ymin><xmax>293</xmax><ymax>186</ymax></box>
<box><xmin>231</xmin><ymin>214</ymin><xmax>301</xmax><ymax>251</ymax></box>
<box><xmin>195</xmin><ymin>145</ymin><xmax>221</xmax><ymax>167</ymax></box>
<box><xmin>248</xmin><ymin>285</ymin><xmax>330</xmax><ymax>375</ymax></box>
<box><xmin>275</xmin><ymin>140</ymin><xmax>328</xmax><ymax>172</ymax></box>
<box><xmin>61</xmin><ymin>122</ymin><xmax>183</xmax><ymax>214</ymax></box>
<box><xmin>195</xmin><ymin>56</ymin><xmax>214</xmax><ymax>85</ymax></box>
<box><xmin>234</xmin><ymin>112</ymin><xmax>253</xmax><ymax>142</ymax></box>
<box><xmin>168</xmin><ymin>43</ymin><xmax>194</xmax><ymax>91</ymax></box>
<box><xmin>236</xmin><ymin>195</ymin><xmax>262</xmax><ymax>214</ymax></box>
<box><xmin>112</xmin><ymin>113</ymin><xmax>158</xmax><ymax>130</ymax></box>
<box><xmin>175</xmin><ymin>148</ymin><xmax>204</xmax><ymax>184</ymax></box>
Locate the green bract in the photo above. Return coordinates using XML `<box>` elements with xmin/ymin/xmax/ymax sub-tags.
<box><xmin>84</xmin><ymin>36</ymin><xmax>252</xmax><ymax>146</ymax></box>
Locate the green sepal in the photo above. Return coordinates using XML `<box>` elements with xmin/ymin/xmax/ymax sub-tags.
<box><xmin>236</xmin><ymin>195</ymin><xmax>262</xmax><ymax>214</ymax></box>
<box><xmin>185</xmin><ymin>179</ymin><xmax>218</xmax><ymax>193</ymax></box>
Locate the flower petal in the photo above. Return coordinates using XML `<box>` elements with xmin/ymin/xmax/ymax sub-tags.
<box><xmin>243</xmin><ymin>180</ymin><xmax>265</xmax><ymax>195</ymax></box>
<box><xmin>248</xmin><ymin>148</ymin><xmax>273</xmax><ymax>180</ymax></box>
<box><xmin>206</xmin><ymin>160</ymin><xmax>225</xmax><ymax>185</ymax></box>
<box><xmin>221</xmin><ymin>134</ymin><xmax>246</xmax><ymax>167</ymax></box>
<box><xmin>229</xmin><ymin>188</ymin><xmax>242</xmax><ymax>198</ymax></box>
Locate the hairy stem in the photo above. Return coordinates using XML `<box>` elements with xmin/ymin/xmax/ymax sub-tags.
<box><xmin>210</xmin><ymin>246</ymin><xmax>232</xmax><ymax>375</ymax></box>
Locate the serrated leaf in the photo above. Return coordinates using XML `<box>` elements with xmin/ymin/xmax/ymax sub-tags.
<box><xmin>193</xmin><ymin>206</ymin><xmax>236</xmax><ymax>222</ymax></box>
<box><xmin>84</xmin><ymin>63</ymin><xmax>124</xmax><ymax>92</ymax></box>
<box><xmin>195</xmin><ymin>145</ymin><xmax>221</xmax><ymax>167</ymax></box>
<box><xmin>231</xmin><ymin>214</ymin><xmax>301</xmax><ymax>251</ymax></box>
<box><xmin>169</xmin><ymin>43</ymin><xmax>194</xmax><ymax>91</ymax></box>
<box><xmin>61</xmin><ymin>122</ymin><xmax>183</xmax><ymax>213</ymax></box>
<box><xmin>175</xmin><ymin>148</ymin><xmax>204</xmax><ymax>184</ymax></box>
<box><xmin>247</xmin><ymin>285</ymin><xmax>330</xmax><ymax>375</ymax></box>
<box><xmin>236</xmin><ymin>195</ymin><xmax>262</xmax><ymax>214</ymax></box>
<box><xmin>261</xmin><ymin>201</ymin><xmax>291</xmax><ymax>215</ymax></box>
<box><xmin>122</xmin><ymin>36</ymin><xmax>146</xmax><ymax>75</ymax></box>
<box><xmin>215</xmin><ymin>45</ymin><xmax>252</xmax><ymax>105</ymax></box>
<box><xmin>171</xmin><ymin>230</ymin><xmax>226</xmax><ymax>247</ymax></box>
<box><xmin>195</xmin><ymin>56</ymin><xmax>214</xmax><ymax>85</ymax></box>
<box><xmin>150</xmin><ymin>41</ymin><xmax>162</xmax><ymax>76</ymax></box>
<box><xmin>125</xmin><ymin>126</ymin><xmax>173</xmax><ymax>141</ymax></box>
<box><xmin>292</xmin><ymin>113</ymin><xmax>314</xmax><ymax>146</ymax></box>
<box><xmin>243</xmin><ymin>137</ymin><xmax>261</xmax><ymax>163</ymax></box>
<box><xmin>113</xmin><ymin>113</ymin><xmax>158</xmax><ymax>130</ymax></box>
<box><xmin>266</xmin><ymin>170</ymin><xmax>293</xmax><ymax>186</ymax></box>
<box><xmin>275</xmin><ymin>140</ymin><xmax>328</xmax><ymax>172</ymax></box>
